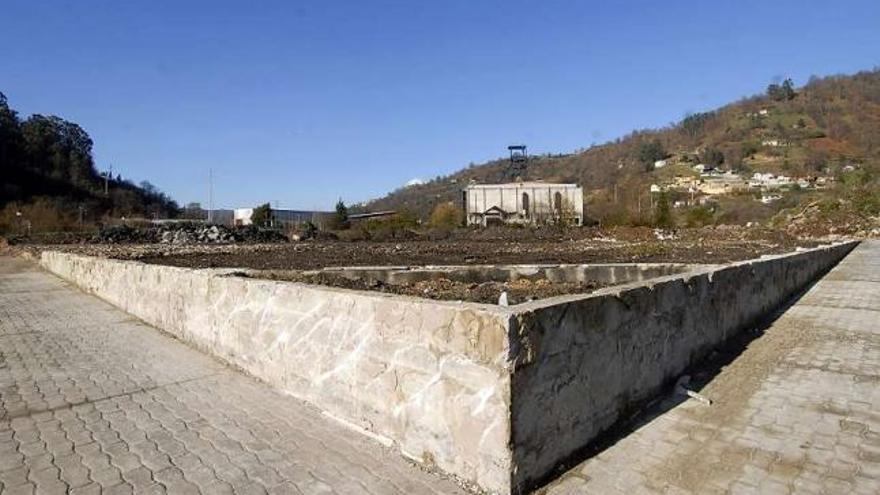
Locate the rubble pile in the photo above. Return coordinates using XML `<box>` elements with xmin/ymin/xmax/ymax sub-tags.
<box><xmin>92</xmin><ymin>225</ymin><xmax>159</xmax><ymax>244</ymax></box>
<box><xmin>92</xmin><ymin>224</ymin><xmax>288</xmax><ymax>245</ymax></box>
<box><xmin>775</xmin><ymin>201</ymin><xmax>880</xmax><ymax>239</ymax></box>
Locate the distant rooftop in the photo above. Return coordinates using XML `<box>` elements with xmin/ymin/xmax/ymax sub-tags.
<box><xmin>465</xmin><ymin>181</ymin><xmax>580</xmax><ymax>189</ymax></box>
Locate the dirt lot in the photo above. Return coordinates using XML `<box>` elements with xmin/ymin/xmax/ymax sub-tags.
<box><xmin>129</xmin><ymin>226</ymin><xmax>819</xmax><ymax>270</ymax></box>
<box><xmin>8</xmin><ymin>226</ymin><xmax>827</xmax><ymax>303</ymax></box>
<box><xmin>241</xmin><ymin>270</ymin><xmax>608</xmax><ymax>305</ymax></box>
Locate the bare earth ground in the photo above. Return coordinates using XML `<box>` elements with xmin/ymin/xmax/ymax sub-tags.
<box><xmin>6</xmin><ymin>226</ymin><xmax>825</xmax><ymax>303</ymax></box>
<box><xmin>136</xmin><ymin>226</ymin><xmax>821</xmax><ymax>268</ymax></box>
<box><xmin>238</xmin><ymin>270</ymin><xmax>608</xmax><ymax>305</ymax></box>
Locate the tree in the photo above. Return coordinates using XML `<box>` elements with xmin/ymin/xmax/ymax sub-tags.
<box><xmin>700</xmin><ymin>147</ymin><xmax>725</xmax><ymax>167</ymax></box>
<box><xmin>0</xmin><ymin>93</ymin><xmax>179</xmax><ymax>224</ymax></box>
<box><xmin>181</xmin><ymin>202</ymin><xmax>205</xmax><ymax>220</ymax></box>
<box><xmin>428</xmin><ymin>202</ymin><xmax>462</xmax><ymax>230</ymax></box>
<box><xmin>653</xmin><ymin>192</ymin><xmax>674</xmax><ymax>228</ymax></box>
<box><xmin>637</xmin><ymin>139</ymin><xmax>667</xmax><ymax>171</ymax></box>
<box><xmin>767</xmin><ymin>78</ymin><xmax>796</xmax><ymax>101</ymax></box>
<box><xmin>333</xmin><ymin>199</ymin><xmax>349</xmax><ymax>230</ymax></box>
<box><xmin>680</xmin><ymin>111</ymin><xmax>714</xmax><ymax>138</ymax></box>
<box><xmin>250</xmin><ymin>202</ymin><xmax>272</xmax><ymax>227</ymax></box>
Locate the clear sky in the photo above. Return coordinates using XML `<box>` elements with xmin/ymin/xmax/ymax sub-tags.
<box><xmin>4</xmin><ymin>1</ymin><xmax>879</xmax><ymax>210</ymax></box>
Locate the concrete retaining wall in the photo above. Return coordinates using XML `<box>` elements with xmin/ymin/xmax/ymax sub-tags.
<box><xmin>40</xmin><ymin>252</ymin><xmax>514</xmax><ymax>492</ymax></box>
<box><xmin>505</xmin><ymin>242</ymin><xmax>857</xmax><ymax>492</ymax></box>
<box><xmin>311</xmin><ymin>263</ymin><xmax>697</xmax><ymax>286</ymax></box>
<box><xmin>41</xmin><ymin>241</ymin><xmax>856</xmax><ymax>494</ymax></box>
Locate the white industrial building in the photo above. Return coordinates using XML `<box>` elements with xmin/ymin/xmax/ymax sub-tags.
<box><xmin>233</xmin><ymin>208</ymin><xmax>324</xmax><ymax>227</ymax></box>
<box><xmin>463</xmin><ymin>182</ymin><xmax>584</xmax><ymax>226</ymax></box>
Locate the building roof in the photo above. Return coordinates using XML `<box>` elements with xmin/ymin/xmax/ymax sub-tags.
<box><xmin>465</xmin><ymin>182</ymin><xmax>580</xmax><ymax>190</ymax></box>
<box><xmin>482</xmin><ymin>206</ymin><xmax>508</xmax><ymax>215</ymax></box>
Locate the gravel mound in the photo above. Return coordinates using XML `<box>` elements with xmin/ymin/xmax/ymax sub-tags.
<box><xmin>92</xmin><ymin>224</ymin><xmax>287</xmax><ymax>245</ymax></box>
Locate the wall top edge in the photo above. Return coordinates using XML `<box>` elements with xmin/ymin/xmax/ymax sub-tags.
<box><xmin>42</xmin><ymin>240</ymin><xmax>858</xmax><ymax>316</ymax></box>
<box><xmin>499</xmin><ymin>240</ymin><xmax>859</xmax><ymax>314</ymax></box>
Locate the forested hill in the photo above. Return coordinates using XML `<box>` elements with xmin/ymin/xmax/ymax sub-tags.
<box><xmin>363</xmin><ymin>69</ymin><xmax>880</xmax><ymax>219</ymax></box>
<box><xmin>0</xmin><ymin>92</ymin><xmax>178</xmax><ymax>230</ymax></box>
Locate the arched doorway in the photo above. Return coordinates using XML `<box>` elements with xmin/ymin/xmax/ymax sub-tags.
<box><xmin>522</xmin><ymin>192</ymin><xmax>530</xmax><ymax>218</ymax></box>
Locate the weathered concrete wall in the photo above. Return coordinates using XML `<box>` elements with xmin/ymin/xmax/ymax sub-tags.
<box><xmin>40</xmin><ymin>252</ymin><xmax>513</xmax><ymax>492</ymax></box>
<box><xmin>312</xmin><ymin>263</ymin><xmax>698</xmax><ymax>286</ymax></box>
<box><xmin>505</xmin><ymin>242</ymin><xmax>857</xmax><ymax>492</ymax></box>
<box><xmin>41</xmin><ymin>242</ymin><xmax>856</xmax><ymax>494</ymax></box>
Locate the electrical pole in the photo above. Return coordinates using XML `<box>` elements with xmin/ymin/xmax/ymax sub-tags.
<box><xmin>208</xmin><ymin>168</ymin><xmax>214</xmax><ymax>223</ymax></box>
<box><xmin>104</xmin><ymin>163</ymin><xmax>113</xmax><ymax>196</ymax></box>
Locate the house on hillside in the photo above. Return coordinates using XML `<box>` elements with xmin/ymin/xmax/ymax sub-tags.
<box><xmin>462</xmin><ymin>182</ymin><xmax>584</xmax><ymax>226</ymax></box>
<box><xmin>749</xmin><ymin>173</ymin><xmax>793</xmax><ymax>189</ymax></box>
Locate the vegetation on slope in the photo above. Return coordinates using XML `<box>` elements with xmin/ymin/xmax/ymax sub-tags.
<box><xmin>364</xmin><ymin>70</ymin><xmax>880</xmax><ymax>231</ymax></box>
<box><xmin>0</xmin><ymin>92</ymin><xmax>178</xmax><ymax>233</ymax></box>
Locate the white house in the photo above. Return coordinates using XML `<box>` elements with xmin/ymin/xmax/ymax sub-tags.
<box><xmin>463</xmin><ymin>182</ymin><xmax>584</xmax><ymax>226</ymax></box>
<box><xmin>749</xmin><ymin>173</ymin><xmax>793</xmax><ymax>189</ymax></box>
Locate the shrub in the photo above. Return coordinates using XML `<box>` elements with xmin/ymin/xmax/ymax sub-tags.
<box><xmin>0</xmin><ymin>198</ymin><xmax>80</xmax><ymax>234</ymax></box>
<box><xmin>700</xmin><ymin>147</ymin><xmax>725</xmax><ymax>166</ymax></box>
<box><xmin>362</xmin><ymin>210</ymin><xmax>419</xmax><ymax>241</ymax></box>
<box><xmin>250</xmin><ymin>203</ymin><xmax>272</xmax><ymax>227</ymax></box>
<box><xmin>332</xmin><ymin>199</ymin><xmax>350</xmax><ymax>230</ymax></box>
<box><xmin>637</xmin><ymin>139</ymin><xmax>667</xmax><ymax>171</ymax></box>
<box><xmin>685</xmin><ymin>206</ymin><xmax>714</xmax><ymax>227</ymax></box>
<box><xmin>427</xmin><ymin>202</ymin><xmax>462</xmax><ymax>230</ymax></box>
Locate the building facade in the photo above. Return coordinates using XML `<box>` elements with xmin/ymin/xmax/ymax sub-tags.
<box><xmin>463</xmin><ymin>182</ymin><xmax>584</xmax><ymax>226</ymax></box>
<box><xmin>233</xmin><ymin>208</ymin><xmax>325</xmax><ymax>227</ymax></box>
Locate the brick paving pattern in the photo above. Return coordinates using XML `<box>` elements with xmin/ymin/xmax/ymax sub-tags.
<box><xmin>543</xmin><ymin>241</ymin><xmax>880</xmax><ymax>494</ymax></box>
<box><xmin>0</xmin><ymin>257</ymin><xmax>467</xmax><ymax>495</ymax></box>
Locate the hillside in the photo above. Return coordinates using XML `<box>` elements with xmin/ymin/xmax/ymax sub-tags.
<box><xmin>0</xmin><ymin>92</ymin><xmax>178</xmax><ymax>232</ymax></box>
<box><xmin>364</xmin><ymin>70</ymin><xmax>880</xmax><ymax>227</ymax></box>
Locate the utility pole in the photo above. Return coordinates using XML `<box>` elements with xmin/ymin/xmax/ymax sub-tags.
<box><xmin>208</xmin><ymin>168</ymin><xmax>214</xmax><ymax>223</ymax></box>
<box><xmin>103</xmin><ymin>164</ymin><xmax>113</xmax><ymax>196</ymax></box>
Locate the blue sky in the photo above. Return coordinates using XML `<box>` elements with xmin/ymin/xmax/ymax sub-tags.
<box><xmin>4</xmin><ymin>1</ymin><xmax>879</xmax><ymax>210</ymax></box>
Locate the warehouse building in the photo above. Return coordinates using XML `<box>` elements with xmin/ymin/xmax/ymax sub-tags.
<box><xmin>463</xmin><ymin>182</ymin><xmax>584</xmax><ymax>226</ymax></box>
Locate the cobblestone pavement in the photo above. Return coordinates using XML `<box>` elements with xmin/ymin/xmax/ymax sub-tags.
<box><xmin>542</xmin><ymin>241</ymin><xmax>880</xmax><ymax>495</ymax></box>
<box><xmin>0</xmin><ymin>257</ymin><xmax>468</xmax><ymax>495</ymax></box>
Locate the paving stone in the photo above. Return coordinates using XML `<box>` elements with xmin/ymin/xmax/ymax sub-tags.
<box><xmin>543</xmin><ymin>241</ymin><xmax>880</xmax><ymax>494</ymax></box>
<box><xmin>0</xmin><ymin>256</ymin><xmax>465</xmax><ymax>495</ymax></box>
